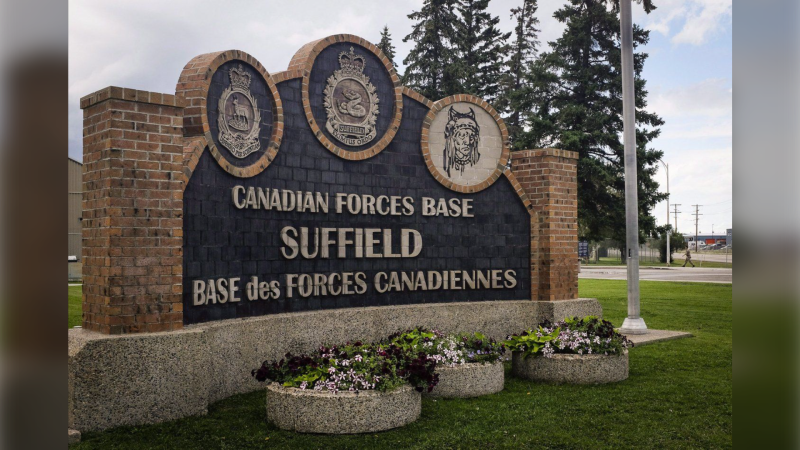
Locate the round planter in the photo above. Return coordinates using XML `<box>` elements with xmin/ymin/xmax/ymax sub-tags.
<box><xmin>511</xmin><ymin>350</ymin><xmax>628</xmax><ymax>384</ymax></box>
<box><xmin>426</xmin><ymin>361</ymin><xmax>505</xmax><ymax>398</ymax></box>
<box><xmin>265</xmin><ymin>383</ymin><xmax>421</xmax><ymax>434</ymax></box>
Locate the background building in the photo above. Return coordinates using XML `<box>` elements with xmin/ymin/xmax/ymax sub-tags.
<box><xmin>69</xmin><ymin>157</ymin><xmax>82</xmax><ymax>280</ymax></box>
<box><xmin>685</xmin><ymin>232</ymin><xmax>730</xmax><ymax>249</ymax></box>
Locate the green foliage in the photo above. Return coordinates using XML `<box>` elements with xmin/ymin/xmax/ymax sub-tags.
<box><xmin>377</xmin><ymin>25</ymin><xmax>397</xmax><ymax>68</ymax></box>
<box><xmin>655</xmin><ymin>228</ymin><xmax>687</xmax><ymax>263</ymax></box>
<box><xmin>504</xmin><ymin>325</ymin><xmax>559</xmax><ymax>357</ymax></box>
<box><xmin>505</xmin><ymin>316</ymin><xmax>631</xmax><ymax>358</ymax></box>
<box><xmin>516</xmin><ymin>0</ymin><xmax>665</xmax><ymax>244</ymax></box>
<box><xmin>496</xmin><ymin>0</ymin><xmax>540</xmax><ymax>144</ymax></box>
<box><xmin>385</xmin><ymin>327</ymin><xmax>505</xmax><ymax>365</ymax></box>
<box><xmin>402</xmin><ymin>0</ymin><xmax>460</xmax><ymax>99</ymax></box>
<box><xmin>252</xmin><ymin>341</ymin><xmax>438</xmax><ymax>393</ymax></box>
<box><xmin>452</xmin><ymin>0</ymin><xmax>511</xmax><ymax>103</ymax></box>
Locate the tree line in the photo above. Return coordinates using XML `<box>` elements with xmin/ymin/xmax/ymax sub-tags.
<box><xmin>376</xmin><ymin>0</ymin><xmax>667</xmax><ymax>246</ymax></box>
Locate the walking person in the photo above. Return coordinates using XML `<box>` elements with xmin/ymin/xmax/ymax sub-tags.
<box><xmin>683</xmin><ymin>249</ymin><xmax>695</xmax><ymax>267</ymax></box>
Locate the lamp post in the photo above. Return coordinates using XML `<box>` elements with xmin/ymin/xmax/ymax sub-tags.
<box><xmin>618</xmin><ymin>0</ymin><xmax>647</xmax><ymax>335</ymax></box>
<box><xmin>660</xmin><ymin>159</ymin><xmax>670</xmax><ymax>266</ymax></box>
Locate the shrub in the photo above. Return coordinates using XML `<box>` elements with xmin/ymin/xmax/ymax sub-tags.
<box><xmin>385</xmin><ymin>328</ymin><xmax>505</xmax><ymax>366</ymax></box>
<box><xmin>505</xmin><ymin>316</ymin><xmax>632</xmax><ymax>358</ymax></box>
<box><xmin>252</xmin><ymin>341</ymin><xmax>438</xmax><ymax>393</ymax></box>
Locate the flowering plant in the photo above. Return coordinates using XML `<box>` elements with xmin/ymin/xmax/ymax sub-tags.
<box><xmin>505</xmin><ymin>316</ymin><xmax>631</xmax><ymax>358</ymax></box>
<box><xmin>385</xmin><ymin>328</ymin><xmax>505</xmax><ymax>367</ymax></box>
<box><xmin>251</xmin><ymin>341</ymin><xmax>438</xmax><ymax>393</ymax></box>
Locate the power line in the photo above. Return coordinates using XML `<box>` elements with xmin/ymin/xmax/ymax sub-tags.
<box><xmin>672</xmin><ymin>204</ymin><xmax>681</xmax><ymax>233</ymax></box>
<box><xmin>692</xmin><ymin>205</ymin><xmax>703</xmax><ymax>249</ymax></box>
<box><xmin>705</xmin><ymin>199</ymin><xmax>732</xmax><ymax>206</ymax></box>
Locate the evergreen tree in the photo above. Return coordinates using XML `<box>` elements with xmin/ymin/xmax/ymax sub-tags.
<box><xmin>453</xmin><ymin>0</ymin><xmax>511</xmax><ymax>103</ymax></box>
<box><xmin>520</xmin><ymin>0</ymin><xmax>666</xmax><ymax>244</ymax></box>
<box><xmin>377</xmin><ymin>25</ymin><xmax>397</xmax><ymax>68</ymax></box>
<box><xmin>496</xmin><ymin>0</ymin><xmax>540</xmax><ymax>144</ymax></box>
<box><xmin>402</xmin><ymin>0</ymin><xmax>460</xmax><ymax>100</ymax></box>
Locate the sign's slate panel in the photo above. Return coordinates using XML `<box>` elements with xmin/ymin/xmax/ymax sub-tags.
<box><xmin>182</xmin><ymin>42</ymin><xmax>531</xmax><ymax>325</ymax></box>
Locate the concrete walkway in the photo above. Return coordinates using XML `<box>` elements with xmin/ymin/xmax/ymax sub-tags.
<box><xmin>623</xmin><ymin>329</ymin><xmax>693</xmax><ymax>346</ymax></box>
<box><xmin>579</xmin><ymin>266</ymin><xmax>732</xmax><ymax>284</ymax></box>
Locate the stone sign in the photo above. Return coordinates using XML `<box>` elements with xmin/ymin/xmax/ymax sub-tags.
<box><xmin>180</xmin><ymin>39</ymin><xmax>529</xmax><ymax>325</ymax></box>
<box><xmin>72</xmin><ymin>34</ymin><xmax>590</xmax><ymax>432</ymax></box>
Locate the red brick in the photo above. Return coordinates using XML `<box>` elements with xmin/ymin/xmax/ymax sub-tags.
<box><xmin>81</xmin><ymin>86</ymin><xmax>184</xmax><ymax>334</ymax></box>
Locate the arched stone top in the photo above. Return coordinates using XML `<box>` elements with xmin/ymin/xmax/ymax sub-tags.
<box><xmin>421</xmin><ymin>94</ymin><xmax>510</xmax><ymax>194</ymax></box>
<box><xmin>176</xmin><ymin>50</ymin><xmax>284</xmax><ymax>178</ymax></box>
<box><xmin>289</xmin><ymin>34</ymin><xmax>404</xmax><ymax>161</ymax></box>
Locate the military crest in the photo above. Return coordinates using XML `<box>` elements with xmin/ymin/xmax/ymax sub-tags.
<box><xmin>217</xmin><ymin>64</ymin><xmax>262</xmax><ymax>158</ymax></box>
<box><xmin>323</xmin><ymin>47</ymin><xmax>379</xmax><ymax>146</ymax></box>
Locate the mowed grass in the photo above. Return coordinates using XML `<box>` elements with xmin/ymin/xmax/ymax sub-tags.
<box><xmin>68</xmin><ymin>285</ymin><xmax>82</xmax><ymax>328</ymax></box>
<box><xmin>70</xmin><ymin>280</ymin><xmax>732</xmax><ymax>449</ymax></box>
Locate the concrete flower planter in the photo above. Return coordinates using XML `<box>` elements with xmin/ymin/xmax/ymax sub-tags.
<box><xmin>426</xmin><ymin>361</ymin><xmax>505</xmax><ymax>398</ymax></box>
<box><xmin>265</xmin><ymin>383</ymin><xmax>421</xmax><ymax>434</ymax></box>
<box><xmin>511</xmin><ymin>350</ymin><xmax>628</xmax><ymax>384</ymax></box>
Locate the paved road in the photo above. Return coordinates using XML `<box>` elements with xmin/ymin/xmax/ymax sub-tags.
<box><xmin>579</xmin><ymin>266</ymin><xmax>732</xmax><ymax>284</ymax></box>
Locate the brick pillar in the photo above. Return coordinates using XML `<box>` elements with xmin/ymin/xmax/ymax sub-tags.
<box><xmin>80</xmin><ymin>87</ymin><xmax>185</xmax><ymax>334</ymax></box>
<box><xmin>512</xmin><ymin>149</ymin><xmax>579</xmax><ymax>301</ymax></box>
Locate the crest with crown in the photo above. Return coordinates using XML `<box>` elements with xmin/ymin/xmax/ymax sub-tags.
<box><xmin>228</xmin><ymin>64</ymin><xmax>252</xmax><ymax>90</ymax></box>
<box><xmin>338</xmin><ymin>47</ymin><xmax>367</xmax><ymax>75</ymax></box>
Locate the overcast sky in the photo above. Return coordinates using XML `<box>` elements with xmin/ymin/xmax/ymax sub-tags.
<box><xmin>68</xmin><ymin>0</ymin><xmax>732</xmax><ymax>236</ymax></box>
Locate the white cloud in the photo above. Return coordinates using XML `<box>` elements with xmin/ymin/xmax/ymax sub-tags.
<box><xmin>638</xmin><ymin>0</ymin><xmax>731</xmax><ymax>45</ymax></box>
<box><xmin>68</xmin><ymin>0</ymin><xmax>731</xmax><ymax>233</ymax></box>
<box><xmin>648</xmin><ymin>78</ymin><xmax>732</xmax><ymax>140</ymax></box>
<box><xmin>646</xmin><ymin>78</ymin><xmax>731</xmax><ymax>230</ymax></box>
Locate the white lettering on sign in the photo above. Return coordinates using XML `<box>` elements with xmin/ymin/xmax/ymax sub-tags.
<box><xmin>232</xmin><ymin>186</ymin><xmax>329</xmax><ymax>213</ymax></box>
<box><xmin>192</xmin><ymin>278</ymin><xmax>241</xmax><ymax>305</ymax></box>
<box><xmin>279</xmin><ymin>226</ymin><xmax>422</xmax><ymax>260</ymax></box>
<box><xmin>190</xmin><ymin>186</ymin><xmax>519</xmax><ymax>309</ymax></box>
<box><xmin>191</xmin><ymin>270</ymin><xmax>517</xmax><ymax>306</ymax></box>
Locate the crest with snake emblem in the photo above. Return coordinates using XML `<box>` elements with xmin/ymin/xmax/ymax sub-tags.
<box><xmin>323</xmin><ymin>47</ymin><xmax>379</xmax><ymax>146</ymax></box>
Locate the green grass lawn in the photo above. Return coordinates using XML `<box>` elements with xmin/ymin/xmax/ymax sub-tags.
<box><xmin>70</xmin><ymin>280</ymin><xmax>732</xmax><ymax>449</ymax></box>
<box><xmin>68</xmin><ymin>285</ymin><xmax>82</xmax><ymax>328</ymax></box>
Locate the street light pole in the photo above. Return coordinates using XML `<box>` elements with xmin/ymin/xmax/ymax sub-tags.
<box><xmin>619</xmin><ymin>0</ymin><xmax>647</xmax><ymax>335</ymax></box>
<box><xmin>660</xmin><ymin>160</ymin><xmax>670</xmax><ymax>266</ymax></box>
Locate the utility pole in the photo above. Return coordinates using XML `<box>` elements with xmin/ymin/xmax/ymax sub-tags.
<box><xmin>692</xmin><ymin>205</ymin><xmax>702</xmax><ymax>251</ymax></box>
<box><xmin>618</xmin><ymin>0</ymin><xmax>647</xmax><ymax>335</ymax></box>
<box><xmin>672</xmin><ymin>204</ymin><xmax>682</xmax><ymax>233</ymax></box>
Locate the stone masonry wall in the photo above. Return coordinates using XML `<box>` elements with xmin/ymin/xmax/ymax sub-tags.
<box><xmin>512</xmin><ymin>149</ymin><xmax>579</xmax><ymax>300</ymax></box>
<box><xmin>80</xmin><ymin>87</ymin><xmax>185</xmax><ymax>333</ymax></box>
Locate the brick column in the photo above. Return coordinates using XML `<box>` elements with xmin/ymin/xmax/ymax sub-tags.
<box><xmin>512</xmin><ymin>149</ymin><xmax>579</xmax><ymax>301</ymax></box>
<box><xmin>80</xmin><ymin>87</ymin><xmax>185</xmax><ymax>334</ymax></box>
